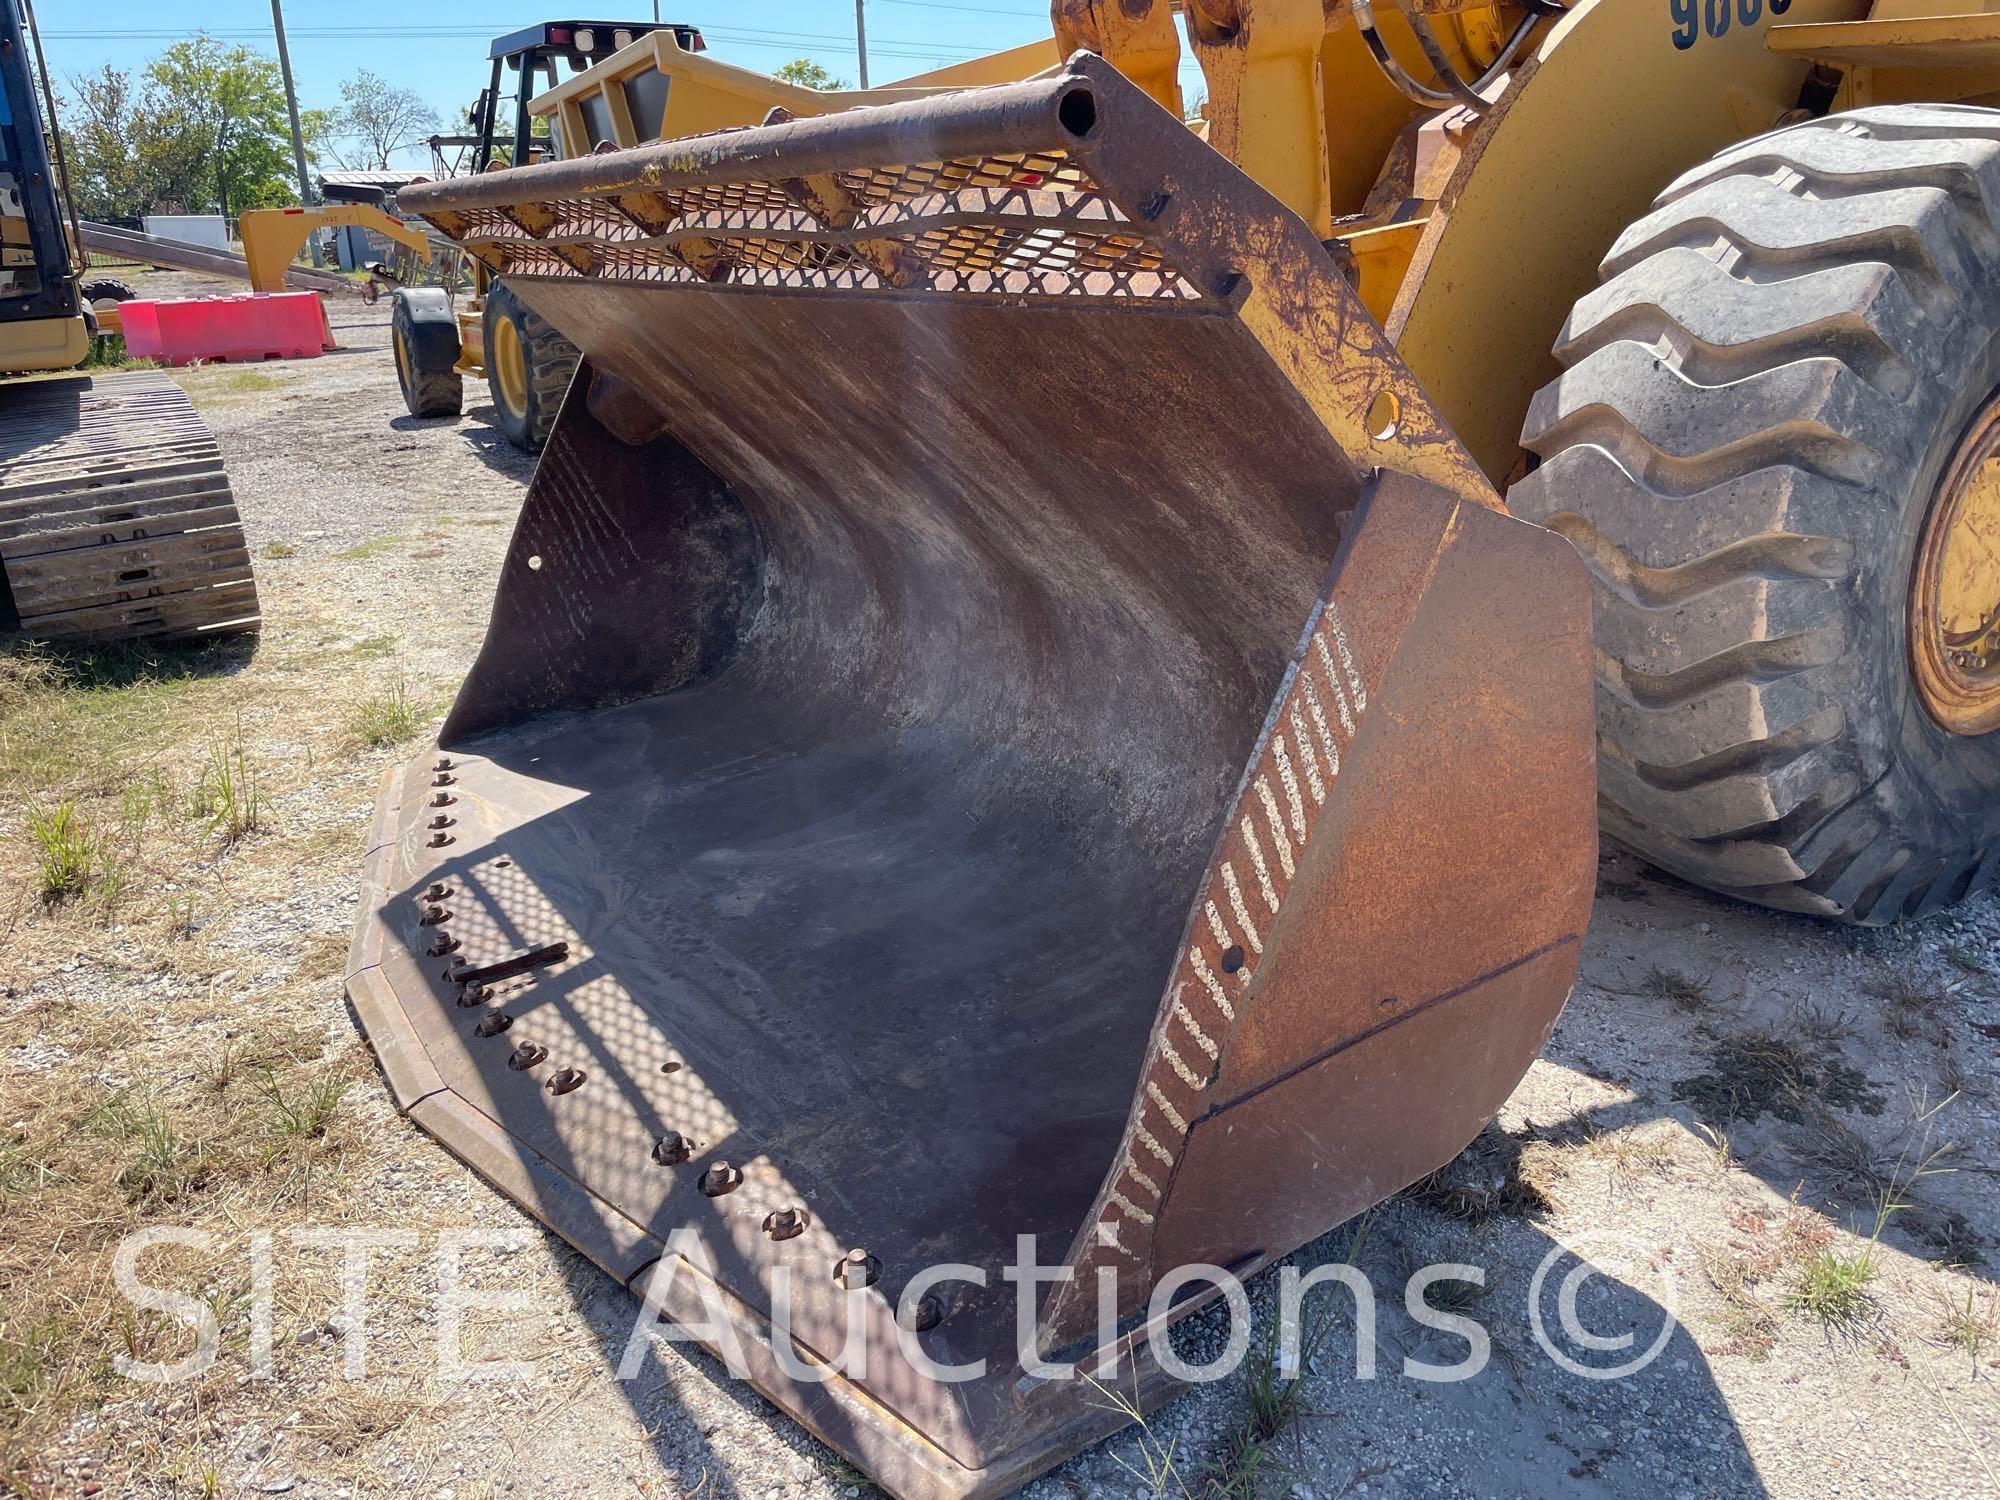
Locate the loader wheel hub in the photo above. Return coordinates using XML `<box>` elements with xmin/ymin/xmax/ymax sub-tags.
<box><xmin>490</xmin><ymin>313</ymin><xmax>528</xmax><ymax>419</ymax></box>
<box><xmin>1914</xmin><ymin>392</ymin><xmax>2000</xmax><ymax>736</ymax></box>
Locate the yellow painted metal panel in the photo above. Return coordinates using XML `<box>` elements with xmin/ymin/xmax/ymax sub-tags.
<box><xmin>238</xmin><ymin>205</ymin><xmax>431</xmax><ymax>294</ymax></box>
<box><xmin>0</xmin><ymin>315</ymin><xmax>88</xmax><ymax>373</ymax></box>
<box><xmin>526</xmin><ymin>30</ymin><xmax>1060</xmax><ymax>153</ymax></box>
<box><xmin>1769</xmin><ymin>13</ymin><xmax>2000</xmax><ymax>66</ymax></box>
<box><xmin>1387</xmin><ymin>0</ymin><xmax>1873</xmax><ymax>485</ymax></box>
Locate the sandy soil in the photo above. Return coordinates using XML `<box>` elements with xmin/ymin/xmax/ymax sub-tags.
<box><xmin>4</xmin><ymin>270</ymin><xmax>1996</xmax><ymax>1500</ymax></box>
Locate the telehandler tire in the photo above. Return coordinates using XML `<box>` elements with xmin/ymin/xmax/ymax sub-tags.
<box><xmin>391</xmin><ymin>286</ymin><xmax>463</xmax><ymax>420</ymax></box>
<box><xmin>1511</xmin><ymin>104</ymin><xmax>2000</xmax><ymax>924</ymax></box>
<box><xmin>481</xmin><ymin>279</ymin><xmax>578</xmax><ymax>452</ymax></box>
<box><xmin>78</xmin><ymin>277</ymin><xmax>136</xmax><ymax>308</ymax></box>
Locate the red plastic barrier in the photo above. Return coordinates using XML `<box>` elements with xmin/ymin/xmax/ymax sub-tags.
<box><xmin>119</xmin><ymin>292</ymin><xmax>335</xmax><ymax>366</ymax></box>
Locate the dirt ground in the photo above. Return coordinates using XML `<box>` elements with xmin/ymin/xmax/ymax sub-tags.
<box><xmin>2</xmin><ymin>270</ymin><xmax>1996</xmax><ymax>1500</ymax></box>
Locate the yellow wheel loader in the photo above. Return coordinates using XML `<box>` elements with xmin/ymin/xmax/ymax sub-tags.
<box><xmin>352</xmin><ymin>0</ymin><xmax>2000</xmax><ymax>1492</ymax></box>
<box><xmin>388</xmin><ymin>21</ymin><xmax>707</xmax><ymax>451</ymax></box>
<box><xmin>0</xmin><ymin>0</ymin><xmax>259</xmax><ymax>641</ymax></box>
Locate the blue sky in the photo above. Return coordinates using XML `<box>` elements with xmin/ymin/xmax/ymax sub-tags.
<box><xmin>39</xmin><ymin>2</ymin><xmax>1200</xmax><ymax>167</ymax></box>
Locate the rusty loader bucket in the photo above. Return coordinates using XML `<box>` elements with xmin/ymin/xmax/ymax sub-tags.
<box><xmin>359</xmin><ymin>56</ymin><xmax>1595</xmax><ymax>1498</ymax></box>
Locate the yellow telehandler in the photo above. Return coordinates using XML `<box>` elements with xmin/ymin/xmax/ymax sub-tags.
<box><xmin>350</xmin><ymin>0</ymin><xmax>2000</xmax><ymax>1492</ymax></box>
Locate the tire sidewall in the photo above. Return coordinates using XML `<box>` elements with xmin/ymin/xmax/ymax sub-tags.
<box><xmin>482</xmin><ymin>283</ymin><xmax>537</xmax><ymax>450</ymax></box>
<box><xmin>1874</xmin><ymin>318</ymin><xmax>2000</xmax><ymax>857</ymax></box>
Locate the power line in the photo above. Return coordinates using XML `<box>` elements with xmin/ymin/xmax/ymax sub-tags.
<box><xmin>41</xmin><ymin>24</ymin><xmax>985</xmax><ymax>61</ymax></box>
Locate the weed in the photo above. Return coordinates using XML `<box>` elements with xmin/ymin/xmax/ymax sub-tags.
<box><xmin>333</xmin><ymin>534</ymin><xmax>407</xmax><ymax>562</ymax></box>
<box><xmin>178</xmin><ymin>367</ymin><xmax>283</xmax><ymax>401</ymax></box>
<box><xmin>1785</xmin><ymin>1247</ymin><xmax>1877</xmax><ymax>1333</ymax></box>
<box><xmin>1943</xmin><ymin>942</ymin><xmax>1990</xmax><ymax>979</ymax></box>
<box><xmin>0</xmin><ymin>1138</ymin><xmax>52</xmax><ymax>1196</ymax></box>
<box><xmin>187</xmin><ymin>735</ymin><xmax>262</xmax><ymax>845</ymax></box>
<box><xmin>1789</xmin><ymin>1001</ymin><xmax>1855</xmax><ymax>1044</ymax></box>
<box><xmin>347</xmin><ymin>679</ymin><xmax>430</xmax><ymax>747</ymax></box>
<box><xmin>259</xmin><ymin>1069</ymin><xmax>348</xmax><ymax>1160</ymax></box>
<box><xmin>1700</xmin><ymin>1246</ymin><xmax>1778</xmax><ymax>1358</ymax></box>
<box><xmin>1639</xmin><ymin>966</ymin><xmax>1714</xmax><ymax>1012</ymax></box>
<box><xmin>1405</xmin><ymin>1122</ymin><xmax>1561</xmax><ymax>1222</ymax></box>
<box><xmin>1421</xmin><ymin>1270</ymin><xmax>1497</xmax><ymax>1317</ymax></box>
<box><xmin>1672</xmin><ymin>1028</ymin><xmax>1885</xmax><ymax>1125</ymax></box>
<box><xmin>0</xmin><ymin>1316</ymin><xmax>65</xmax><ymax>1403</ymax></box>
<box><xmin>1581</xmin><ymin>1123</ymin><xmax>1678</xmax><ymax>1191</ymax></box>
<box><xmin>1690</xmin><ymin>1121</ymin><xmax>1737</xmax><ymax>1177</ymax></box>
<box><xmin>351</xmin><ymin>634</ymin><xmax>396</xmax><ymax>659</ymax></box>
<box><xmin>162</xmin><ymin>890</ymin><xmax>198</xmax><ymax>939</ymax></box>
<box><xmin>1088</xmin><ymin>1375</ymin><xmax>1192</xmax><ymax>1498</ymax></box>
<box><xmin>1931</xmin><ymin>1284</ymin><xmax>1999</xmax><ymax>1363</ymax></box>
<box><xmin>22</xmin><ymin>799</ymin><xmax>98</xmax><ymax>899</ymax></box>
<box><xmin>113</xmin><ymin>1099</ymin><xmax>202</xmax><ymax>1206</ymax></box>
<box><xmin>80</xmin><ymin>334</ymin><xmax>157</xmax><ymax>372</ymax></box>
<box><xmin>263</xmin><ymin>542</ymin><xmax>299</xmax><ymax>560</ymax></box>
<box><xmin>1869</xmin><ymin>977</ymin><xmax>1946</xmax><ymax>1044</ymax></box>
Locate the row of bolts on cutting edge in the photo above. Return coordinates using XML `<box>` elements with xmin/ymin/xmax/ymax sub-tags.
<box><xmin>414</xmin><ymin>755</ymin><xmax>945</xmax><ymax>1328</ymax></box>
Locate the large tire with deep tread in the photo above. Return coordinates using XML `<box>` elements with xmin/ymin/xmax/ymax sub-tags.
<box><xmin>1509</xmin><ymin>104</ymin><xmax>2000</xmax><ymax>925</ymax></box>
<box><xmin>391</xmin><ymin>286</ymin><xmax>464</xmax><ymax>419</ymax></box>
<box><xmin>481</xmin><ymin>279</ymin><xmax>579</xmax><ymax>452</ymax></box>
<box><xmin>78</xmin><ymin>277</ymin><xmax>136</xmax><ymax>307</ymax></box>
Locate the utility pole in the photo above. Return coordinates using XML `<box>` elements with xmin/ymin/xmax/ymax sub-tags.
<box><xmin>855</xmin><ymin>0</ymin><xmax>870</xmax><ymax>87</ymax></box>
<box><xmin>269</xmin><ymin>0</ymin><xmax>324</xmax><ymax>265</ymax></box>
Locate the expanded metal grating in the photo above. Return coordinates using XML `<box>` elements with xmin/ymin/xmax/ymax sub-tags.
<box><xmin>421</xmin><ymin>150</ymin><xmax>1197</xmax><ymax>299</ymax></box>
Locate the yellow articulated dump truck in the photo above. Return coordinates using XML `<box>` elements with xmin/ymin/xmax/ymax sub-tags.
<box><xmin>350</xmin><ymin>0</ymin><xmax>2000</xmax><ymax>1492</ymax></box>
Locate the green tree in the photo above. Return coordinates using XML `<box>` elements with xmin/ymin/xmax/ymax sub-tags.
<box><xmin>335</xmin><ymin>70</ymin><xmax>442</xmax><ymax>170</ymax></box>
<box><xmin>62</xmin><ymin>63</ymin><xmax>209</xmax><ymax>219</ymax></box>
<box><xmin>774</xmin><ymin>58</ymin><xmax>847</xmax><ymax>90</ymax></box>
<box><xmin>142</xmin><ymin>34</ymin><xmax>295</xmax><ymax>218</ymax></box>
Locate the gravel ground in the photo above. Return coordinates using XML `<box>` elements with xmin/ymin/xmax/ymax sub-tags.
<box><xmin>13</xmin><ymin>272</ymin><xmax>2000</xmax><ymax>1500</ymax></box>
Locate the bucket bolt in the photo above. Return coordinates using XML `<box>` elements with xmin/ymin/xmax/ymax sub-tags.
<box><xmin>428</xmin><ymin>831</ymin><xmax>454</xmax><ymax>848</ymax></box>
<box><xmin>428</xmin><ymin>933</ymin><xmax>461</xmax><ymax>957</ymax></box>
<box><xmin>546</xmin><ymin>1067</ymin><xmax>587</xmax><ymax>1096</ymax></box>
<box><xmin>905</xmin><ymin>1291</ymin><xmax>944</xmax><ymax>1331</ymax></box>
<box><xmin>426</xmin><ymin>882</ymin><xmax>452</xmax><ymax>901</ymax></box>
<box><xmin>434</xmin><ymin>756</ymin><xmax>455</xmax><ymax>772</ymax></box>
<box><xmin>428</xmin><ymin>815</ymin><xmax>455</xmax><ymax>831</ymax></box>
<box><xmin>456</xmin><ymin>980</ymin><xmax>489</xmax><ymax>1007</ymax></box>
<box><xmin>474</xmin><ymin>1012</ymin><xmax>513</xmax><ymax>1037</ymax></box>
<box><xmin>836</xmin><ymin>1248</ymin><xmax>880</xmax><ymax>1290</ymax></box>
<box><xmin>430</xmin><ymin>791</ymin><xmax>456</xmax><ymax>808</ymax></box>
<box><xmin>651</xmin><ymin>1131</ymin><xmax>692</xmax><ymax>1166</ymax></box>
<box><xmin>699</xmin><ymin>1161</ymin><xmax>743</xmax><ymax>1197</ymax></box>
<box><xmin>507</xmin><ymin>1041</ymin><xmax>548</xmax><ymax>1072</ymax></box>
<box><xmin>433</xmin><ymin>772</ymin><xmax>456</xmax><ymax>788</ymax></box>
<box><xmin>420</xmin><ymin>904</ymin><xmax>451</xmax><ymax>926</ymax></box>
<box><xmin>764</xmin><ymin>1207</ymin><xmax>811</xmax><ymax>1241</ymax></box>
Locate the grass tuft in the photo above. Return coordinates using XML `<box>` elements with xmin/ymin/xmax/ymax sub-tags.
<box><xmin>1786</xmin><ymin>1247</ymin><xmax>1877</xmax><ymax>1333</ymax></box>
<box><xmin>262</xmin><ymin>542</ymin><xmax>299</xmax><ymax>560</ymax></box>
<box><xmin>1932</xmin><ymin>1284</ymin><xmax>1998</xmax><ymax>1363</ymax></box>
<box><xmin>1869</xmin><ymin>977</ymin><xmax>1946</xmax><ymax>1044</ymax></box>
<box><xmin>22</xmin><ymin>799</ymin><xmax>100</xmax><ymax>900</ymax></box>
<box><xmin>103</xmin><ymin>1096</ymin><xmax>204</xmax><ymax>1206</ymax></box>
<box><xmin>259</xmin><ymin>1069</ymin><xmax>348</xmax><ymax>1161</ymax></box>
<box><xmin>1640</xmin><ymin>966</ymin><xmax>1714</xmax><ymax>1012</ymax></box>
<box><xmin>333</xmin><ymin>534</ymin><xmax>406</xmax><ymax>562</ymax></box>
<box><xmin>189</xmin><ymin>735</ymin><xmax>263</xmax><ymax>845</ymax></box>
<box><xmin>347</xmin><ymin>679</ymin><xmax>430</xmax><ymax>747</ymax></box>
